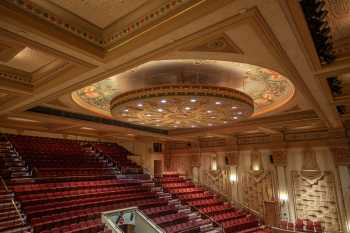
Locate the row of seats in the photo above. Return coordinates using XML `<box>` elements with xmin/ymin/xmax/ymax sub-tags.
<box><xmin>160</xmin><ymin>173</ymin><xmax>260</xmax><ymax>233</ymax></box>
<box><xmin>6</xmin><ymin>135</ymin><xmax>174</xmax><ymax>232</ymax></box>
<box><xmin>280</xmin><ymin>219</ymin><xmax>324</xmax><ymax>232</ymax></box>
<box><xmin>93</xmin><ymin>143</ymin><xmax>143</xmax><ymax>174</ymax></box>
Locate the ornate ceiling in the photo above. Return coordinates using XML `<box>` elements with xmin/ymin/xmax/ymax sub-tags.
<box><xmin>0</xmin><ymin>0</ymin><xmax>349</xmax><ymax>141</ymax></box>
<box><xmin>45</xmin><ymin>0</ymin><xmax>149</xmax><ymax>28</ymax></box>
<box><xmin>72</xmin><ymin>60</ymin><xmax>295</xmax><ymax>126</ymax></box>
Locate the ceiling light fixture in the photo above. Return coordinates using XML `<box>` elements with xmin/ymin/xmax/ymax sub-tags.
<box><xmin>111</xmin><ymin>85</ymin><xmax>254</xmax><ymax>130</ymax></box>
<box><xmin>137</xmin><ymin>103</ymin><xmax>143</xmax><ymax>107</ymax></box>
<box><xmin>7</xmin><ymin>117</ymin><xmax>39</xmax><ymax>123</ymax></box>
<box><xmin>81</xmin><ymin>127</ymin><xmax>95</xmax><ymax>130</ymax></box>
<box><xmin>233</xmin><ymin>116</ymin><xmax>238</xmax><ymax>120</ymax></box>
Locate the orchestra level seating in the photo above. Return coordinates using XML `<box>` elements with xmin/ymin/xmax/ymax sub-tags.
<box><xmin>158</xmin><ymin>173</ymin><xmax>271</xmax><ymax>233</ymax></box>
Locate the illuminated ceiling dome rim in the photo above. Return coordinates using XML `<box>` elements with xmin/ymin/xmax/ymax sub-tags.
<box><xmin>110</xmin><ymin>85</ymin><xmax>254</xmax><ymax>130</ymax></box>
<box><xmin>110</xmin><ymin>85</ymin><xmax>254</xmax><ymax>108</ymax></box>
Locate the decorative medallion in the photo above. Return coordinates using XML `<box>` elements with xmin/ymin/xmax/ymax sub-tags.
<box><xmin>110</xmin><ymin>85</ymin><xmax>254</xmax><ymax>129</ymax></box>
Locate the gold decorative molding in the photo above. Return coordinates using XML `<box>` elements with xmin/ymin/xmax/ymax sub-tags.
<box><xmin>0</xmin><ymin>64</ymin><xmax>31</xmax><ymax>84</ymax></box>
<box><xmin>1</xmin><ymin>0</ymin><xmax>204</xmax><ymax>49</ymax></box>
<box><xmin>181</xmin><ymin>33</ymin><xmax>243</xmax><ymax>54</ymax></box>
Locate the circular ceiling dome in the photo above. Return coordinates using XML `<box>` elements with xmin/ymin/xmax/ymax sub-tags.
<box><xmin>110</xmin><ymin>85</ymin><xmax>254</xmax><ymax>129</ymax></box>
<box><xmin>72</xmin><ymin>60</ymin><xmax>295</xmax><ymax>129</ymax></box>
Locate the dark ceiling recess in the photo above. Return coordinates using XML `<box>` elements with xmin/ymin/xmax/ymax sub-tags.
<box><xmin>300</xmin><ymin>0</ymin><xmax>335</xmax><ymax>64</ymax></box>
<box><xmin>27</xmin><ymin>106</ymin><xmax>168</xmax><ymax>135</ymax></box>
<box><xmin>327</xmin><ymin>76</ymin><xmax>342</xmax><ymax>97</ymax></box>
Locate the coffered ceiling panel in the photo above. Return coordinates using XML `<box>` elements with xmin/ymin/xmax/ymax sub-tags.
<box><xmin>46</xmin><ymin>0</ymin><xmax>149</xmax><ymax>28</ymax></box>
<box><xmin>0</xmin><ymin>47</ymin><xmax>56</xmax><ymax>72</ymax></box>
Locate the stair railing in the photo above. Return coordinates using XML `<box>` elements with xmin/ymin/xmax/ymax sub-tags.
<box><xmin>0</xmin><ymin>176</ymin><xmax>26</xmax><ymax>225</ymax></box>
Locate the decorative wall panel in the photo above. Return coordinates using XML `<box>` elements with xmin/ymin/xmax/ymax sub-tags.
<box><xmin>291</xmin><ymin>171</ymin><xmax>341</xmax><ymax>231</ymax></box>
<box><xmin>240</xmin><ymin>171</ymin><xmax>275</xmax><ymax>214</ymax></box>
<box><xmin>168</xmin><ymin>155</ymin><xmax>192</xmax><ymax>176</ymax></box>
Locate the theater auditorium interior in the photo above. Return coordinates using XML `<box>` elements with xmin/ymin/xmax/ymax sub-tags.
<box><xmin>0</xmin><ymin>0</ymin><xmax>350</xmax><ymax>233</ymax></box>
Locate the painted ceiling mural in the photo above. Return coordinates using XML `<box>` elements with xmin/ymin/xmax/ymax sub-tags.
<box><xmin>72</xmin><ymin>60</ymin><xmax>295</xmax><ymax>129</ymax></box>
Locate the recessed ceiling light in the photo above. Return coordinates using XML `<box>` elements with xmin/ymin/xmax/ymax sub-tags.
<box><xmin>173</xmin><ymin>125</ymin><xmax>178</xmax><ymax>128</ymax></box>
<box><xmin>215</xmin><ymin>101</ymin><xmax>221</xmax><ymax>105</ymax></box>
<box><xmin>140</xmin><ymin>122</ymin><xmax>145</xmax><ymax>125</ymax></box>
<box><xmin>158</xmin><ymin>108</ymin><xmax>163</xmax><ymax>112</ymax></box>
<box><xmin>232</xmin><ymin>106</ymin><xmax>238</xmax><ymax>109</ymax></box>
<box><xmin>191</xmin><ymin>125</ymin><xmax>196</xmax><ymax>128</ymax></box>
<box><xmin>155</xmin><ymin>124</ymin><xmax>160</xmax><ymax>127</ymax></box>
<box><xmin>155</xmin><ymin>119</ymin><xmax>161</xmax><ymax>122</ymax></box>
<box><xmin>81</xmin><ymin>127</ymin><xmax>95</xmax><ymax>130</ymax></box>
<box><xmin>207</xmin><ymin>110</ymin><xmax>212</xmax><ymax>113</ymax></box>
<box><xmin>160</xmin><ymin>99</ymin><xmax>167</xmax><ymax>103</ymax></box>
<box><xmin>127</xmin><ymin>133</ymin><xmax>135</xmax><ymax>136</ymax></box>
<box><xmin>184</xmin><ymin>107</ymin><xmax>191</xmax><ymax>110</ymax></box>
<box><xmin>137</xmin><ymin>103</ymin><xmax>143</xmax><ymax>107</ymax></box>
<box><xmin>208</xmin><ymin>123</ymin><xmax>213</xmax><ymax>127</ymax></box>
<box><xmin>145</xmin><ymin>113</ymin><xmax>152</xmax><ymax>117</ymax></box>
<box><xmin>7</xmin><ymin>117</ymin><xmax>39</xmax><ymax>123</ymax></box>
<box><xmin>233</xmin><ymin>116</ymin><xmax>238</xmax><ymax>120</ymax></box>
<box><xmin>223</xmin><ymin>121</ymin><xmax>228</xmax><ymax>124</ymax></box>
<box><xmin>237</xmin><ymin>112</ymin><xmax>242</xmax><ymax>115</ymax></box>
<box><xmin>190</xmin><ymin>99</ymin><xmax>197</xmax><ymax>103</ymax></box>
<box><xmin>210</xmin><ymin>116</ymin><xmax>216</xmax><ymax>119</ymax></box>
<box><xmin>124</xmin><ymin>109</ymin><xmax>129</xmax><ymax>112</ymax></box>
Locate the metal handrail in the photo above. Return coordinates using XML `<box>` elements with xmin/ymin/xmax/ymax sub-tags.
<box><xmin>202</xmin><ymin>172</ymin><xmax>263</xmax><ymax>218</ymax></box>
<box><xmin>189</xmin><ymin>203</ymin><xmax>225</xmax><ymax>233</ymax></box>
<box><xmin>0</xmin><ymin>176</ymin><xmax>26</xmax><ymax>225</ymax></box>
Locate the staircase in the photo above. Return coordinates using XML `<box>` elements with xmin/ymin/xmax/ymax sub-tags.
<box><xmin>0</xmin><ymin>138</ymin><xmax>31</xmax><ymax>179</ymax></box>
<box><xmin>0</xmin><ymin>177</ymin><xmax>31</xmax><ymax>233</ymax></box>
<box><xmin>155</xmin><ymin>185</ymin><xmax>222</xmax><ymax>232</ymax></box>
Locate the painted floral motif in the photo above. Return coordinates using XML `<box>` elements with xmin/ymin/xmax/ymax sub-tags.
<box><xmin>72</xmin><ymin>60</ymin><xmax>294</xmax><ymax>119</ymax></box>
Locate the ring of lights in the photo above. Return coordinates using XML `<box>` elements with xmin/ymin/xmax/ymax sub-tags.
<box><xmin>110</xmin><ymin>85</ymin><xmax>254</xmax><ymax>129</ymax></box>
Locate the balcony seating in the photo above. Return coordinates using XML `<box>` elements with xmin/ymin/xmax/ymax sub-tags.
<box><xmin>93</xmin><ymin>143</ymin><xmax>143</xmax><ymax>174</ymax></box>
<box><xmin>5</xmin><ymin>135</ymin><xmax>178</xmax><ymax>233</ymax></box>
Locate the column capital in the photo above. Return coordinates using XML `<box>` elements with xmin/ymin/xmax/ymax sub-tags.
<box><xmin>271</xmin><ymin>149</ymin><xmax>288</xmax><ymax>167</ymax></box>
<box><xmin>331</xmin><ymin>146</ymin><xmax>350</xmax><ymax>166</ymax></box>
<box><xmin>225</xmin><ymin>151</ymin><xmax>239</xmax><ymax>166</ymax></box>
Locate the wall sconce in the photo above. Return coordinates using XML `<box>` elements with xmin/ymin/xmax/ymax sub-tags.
<box><xmin>252</xmin><ymin>164</ymin><xmax>260</xmax><ymax>171</ymax></box>
<box><xmin>211</xmin><ymin>160</ymin><xmax>217</xmax><ymax>171</ymax></box>
<box><xmin>229</xmin><ymin>174</ymin><xmax>237</xmax><ymax>184</ymax></box>
<box><xmin>279</xmin><ymin>192</ymin><xmax>288</xmax><ymax>206</ymax></box>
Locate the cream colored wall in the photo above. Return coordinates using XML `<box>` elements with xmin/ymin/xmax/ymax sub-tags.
<box><xmin>169</xmin><ymin>145</ymin><xmax>349</xmax><ymax>232</ymax></box>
